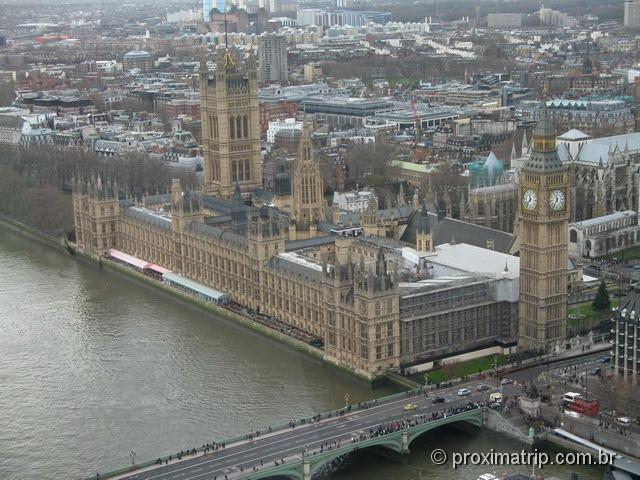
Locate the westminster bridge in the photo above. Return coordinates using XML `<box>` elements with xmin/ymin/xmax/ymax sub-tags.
<box><xmin>92</xmin><ymin>382</ymin><xmax>518</xmax><ymax>480</ymax></box>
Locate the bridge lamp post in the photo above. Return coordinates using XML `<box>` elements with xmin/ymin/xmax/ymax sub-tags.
<box><xmin>344</xmin><ymin>393</ymin><xmax>350</xmax><ymax>408</ymax></box>
<box><xmin>424</xmin><ymin>372</ymin><xmax>429</xmax><ymax>386</ymax></box>
<box><xmin>129</xmin><ymin>450</ymin><xmax>136</xmax><ymax>467</ymax></box>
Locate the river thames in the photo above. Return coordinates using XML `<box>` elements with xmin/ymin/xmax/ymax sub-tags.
<box><xmin>0</xmin><ymin>228</ymin><xmax>603</xmax><ymax>480</ymax></box>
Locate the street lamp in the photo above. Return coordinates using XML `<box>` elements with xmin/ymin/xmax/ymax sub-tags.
<box><xmin>344</xmin><ymin>392</ymin><xmax>350</xmax><ymax>408</ymax></box>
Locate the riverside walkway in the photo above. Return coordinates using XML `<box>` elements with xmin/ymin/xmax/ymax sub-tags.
<box><xmin>93</xmin><ymin>382</ymin><xmax>521</xmax><ymax>480</ymax></box>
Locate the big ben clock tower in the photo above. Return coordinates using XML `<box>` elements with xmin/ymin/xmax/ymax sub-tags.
<box><xmin>518</xmin><ymin>111</ymin><xmax>569</xmax><ymax>353</ymax></box>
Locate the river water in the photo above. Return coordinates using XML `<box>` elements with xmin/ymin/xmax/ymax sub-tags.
<box><xmin>0</xmin><ymin>229</ymin><xmax>603</xmax><ymax>480</ymax></box>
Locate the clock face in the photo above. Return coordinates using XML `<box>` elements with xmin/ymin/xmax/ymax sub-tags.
<box><xmin>522</xmin><ymin>189</ymin><xmax>537</xmax><ymax>210</ymax></box>
<box><xmin>549</xmin><ymin>190</ymin><xmax>565</xmax><ymax>211</ymax></box>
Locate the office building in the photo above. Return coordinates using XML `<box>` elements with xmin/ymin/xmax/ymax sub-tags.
<box><xmin>258</xmin><ymin>34</ymin><xmax>288</xmax><ymax>84</ymax></box>
<box><xmin>625</xmin><ymin>0</ymin><xmax>640</xmax><ymax>28</ymax></box>
<box><xmin>486</xmin><ymin>13</ymin><xmax>521</xmax><ymax>28</ymax></box>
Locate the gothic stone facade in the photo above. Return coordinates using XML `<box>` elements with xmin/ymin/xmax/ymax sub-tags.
<box><xmin>73</xmin><ymin>178</ymin><xmax>400</xmax><ymax>377</ymax></box>
<box><xmin>73</xmin><ymin>177</ymin><xmax>517</xmax><ymax>377</ymax></box>
<box><xmin>200</xmin><ymin>49</ymin><xmax>262</xmax><ymax>198</ymax></box>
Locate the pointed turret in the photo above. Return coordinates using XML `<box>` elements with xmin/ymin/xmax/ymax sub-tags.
<box><xmin>416</xmin><ymin>202</ymin><xmax>433</xmax><ymax>252</ymax></box>
<box><xmin>292</xmin><ymin>121</ymin><xmax>325</xmax><ymax>236</ymax></box>
<box><xmin>397</xmin><ymin>183</ymin><xmax>406</xmax><ymax>206</ymax></box>
<box><xmin>524</xmin><ymin>108</ymin><xmax>563</xmax><ymax>172</ymax></box>
<box><xmin>521</xmin><ymin>130</ymin><xmax>529</xmax><ymax>154</ymax></box>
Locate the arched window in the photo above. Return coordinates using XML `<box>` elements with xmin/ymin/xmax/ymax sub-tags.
<box><xmin>236</xmin><ymin>116</ymin><xmax>242</xmax><ymax>139</ymax></box>
<box><xmin>239</xmin><ymin>160</ymin><xmax>246</xmax><ymax>181</ymax></box>
<box><xmin>229</xmin><ymin>117</ymin><xmax>235</xmax><ymax>140</ymax></box>
<box><xmin>232</xmin><ymin>161</ymin><xmax>238</xmax><ymax>182</ymax></box>
<box><xmin>243</xmin><ymin>115</ymin><xmax>249</xmax><ymax>138</ymax></box>
<box><xmin>569</xmin><ymin>230</ymin><xmax>578</xmax><ymax>243</ymax></box>
<box><xmin>244</xmin><ymin>159</ymin><xmax>250</xmax><ymax>181</ymax></box>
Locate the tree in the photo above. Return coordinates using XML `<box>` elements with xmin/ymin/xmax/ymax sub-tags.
<box><xmin>592</xmin><ymin>279</ymin><xmax>611</xmax><ymax>311</ymax></box>
<box><xmin>343</xmin><ymin>142</ymin><xmax>395</xmax><ymax>188</ymax></box>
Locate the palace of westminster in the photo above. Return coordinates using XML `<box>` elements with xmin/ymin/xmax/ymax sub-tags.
<box><xmin>73</xmin><ymin>48</ymin><xmax>572</xmax><ymax>378</ymax></box>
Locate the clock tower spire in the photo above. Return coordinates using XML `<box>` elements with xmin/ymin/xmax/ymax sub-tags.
<box><xmin>518</xmin><ymin>109</ymin><xmax>569</xmax><ymax>353</ymax></box>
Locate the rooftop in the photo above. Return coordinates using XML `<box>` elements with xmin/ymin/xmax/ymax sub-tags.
<box><xmin>572</xmin><ymin>210</ymin><xmax>636</xmax><ymax>229</ymax></box>
<box><xmin>425</xmin><ymin>243</ymin><xmax>519</xmax><ymax>280</ymax></box>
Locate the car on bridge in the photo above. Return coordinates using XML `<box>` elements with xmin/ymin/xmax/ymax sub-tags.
<box><xmin>476</xmin><ymin>384</ymin><xmax>490</xmax><ymax>391</ymax></box>
<box><xmin>457</xmin><ymin>388</ymin><xmax>471</xmax><ymax>396</ymax></box>
<box><xmin>432</xmin><ymin>396</ymin><xmax>445</xmax><ymax>404</ymax></box>
<box><xmin>500</xmin><ymin>378</ymin><xmax>514</xmax><ymax>385</ymax></box>
<box><xmin>403</xmin><ymin>403</ymin><xmax>417</xmax><ymax>411</ymax></box>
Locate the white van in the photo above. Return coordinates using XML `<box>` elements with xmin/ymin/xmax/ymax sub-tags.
<box><xmin>490</xmin><ymin>392</ymin><xmax>503</xmax><ymax>403</ymax></box>
<box><xmin>617</xmin><ymin>416</ymin><xmax>631</xmax><ymax>427</ymax></box>
<box><xmin>563</xmin><ymin>392</ymin><xmax>582</xmax><ymax>403</ymax></box>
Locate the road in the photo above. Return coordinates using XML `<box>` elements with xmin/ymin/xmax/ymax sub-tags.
<box><xmin>509</xmin><ymin>350</ymin><xmax>611</xmax><ymax>386</ymax></box>
<box><xmin>108</xmin><ymin>380</ymin><xmax>521</xmax><ymax>480</ymax></box>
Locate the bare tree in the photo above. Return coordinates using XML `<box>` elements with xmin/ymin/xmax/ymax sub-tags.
<box><xmin>343</xmin><ymin>142</ymin><xmax>396</xmax><ymax>189</ymax></box>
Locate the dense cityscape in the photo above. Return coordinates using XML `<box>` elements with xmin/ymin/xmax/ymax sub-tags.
<box><xmin>2</xmin><ymin>0</ymin><xmax>640</xmax><ymax>479</ymax></box>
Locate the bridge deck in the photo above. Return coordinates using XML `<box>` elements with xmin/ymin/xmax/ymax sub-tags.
<box><xmin>94</xmin><ymin>381</ymin><xmax>511</xmax><ymax>480</ymax></box>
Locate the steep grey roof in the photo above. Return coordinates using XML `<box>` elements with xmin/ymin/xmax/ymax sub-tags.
<box><xmin>558</xmin><ymin>129</ymin><xmax>590</xmax><ymax>141</ymax></box>
<box><xmin>524</xmin><ymin>149</ymin><xmax>564</xmax><ymax>172</ymax></box>
<box><xmin>377</xmin><ymin>204</ymin><xmax>413</xmax><ymax>221</ymax></box>
<box><xmin>205</xmin><ymin>215</ymin><xmax>232</xmax><ymax>225</ymax></box>
<box><xmin>187</xmin><ymin>221</ymin><xmax>248</xmax><ymax>247</ymax></box>
<box><xmin>560</xmin><ymin>132</ymin><xmax>640</xmax><ymax>166</ymax></box>
<box><xmin>401</xmin><ymin>211</ymin><xmax>515</xmax><ymax>253</ymax></box>
<box><xmin>268</xmin><ymin>255</ymin><xmax>324</xmax><ymax>284</ymax></box>
<box><xmin>202</xmin><ymin>195</ymin><xmax>237</xmax><ymax>215</ymax></box>
<box><xmin>534</xmin><ymin>110</ymin><xmax>555</xmax><ymax>137</ymax></box>
<box><xmin>187</xmin><ymin>221</ymin><xmax>224</xmax><ymax>238</ymax></box>
<box><xmin>124</xmin><ymin>207</ymin><xmax>172</xmax><ymax>230</ymax></box>
<box><xmin>285</xmin><ymin>236</ymin><xmax>335</xmax><ymax>252</ymax></box>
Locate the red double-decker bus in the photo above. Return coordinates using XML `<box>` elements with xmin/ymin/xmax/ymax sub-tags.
<box><xmin>567</xmin><ymin>398</ymin><xmax>599</xmax><ymax>417</ymax></box>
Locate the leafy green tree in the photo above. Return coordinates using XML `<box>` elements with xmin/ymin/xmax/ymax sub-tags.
<box><xmin>592</xmin><ymin>279</ymin><xmax>611</xmax><ymax>311</ymax></box>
